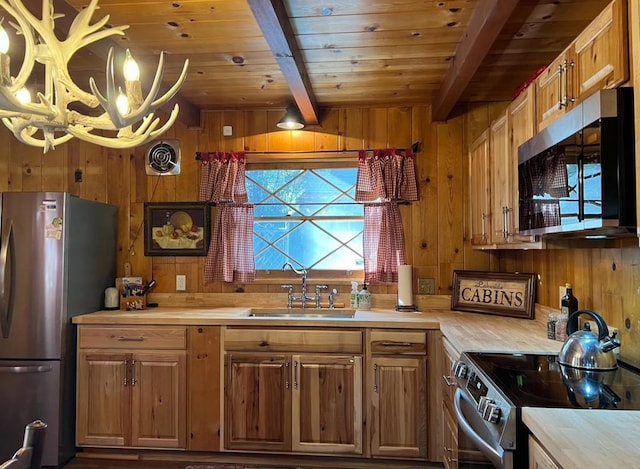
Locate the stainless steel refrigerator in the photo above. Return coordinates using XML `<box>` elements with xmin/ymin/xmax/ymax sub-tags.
<box><xmin>0</xmin><ymin>192</ymin><xmax>117</xmax><ymax>467</ymax></box>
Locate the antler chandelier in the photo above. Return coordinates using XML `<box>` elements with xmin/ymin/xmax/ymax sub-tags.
<box><xmin>0</xmin><ymin>0</ymin><xmax>189</xmax><ymax>152</ymax></box>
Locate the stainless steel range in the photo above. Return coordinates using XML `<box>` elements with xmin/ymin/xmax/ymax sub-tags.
<box><xmin>452</xmin><ymin>351</ymin><xmax>640</xmax><ymax>469</ymax></box>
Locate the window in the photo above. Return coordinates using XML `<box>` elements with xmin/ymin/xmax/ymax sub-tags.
<box><xmin>246</xmin><ymin>166</ymin><xmax>363</xmax><ymax>271</ymax></box>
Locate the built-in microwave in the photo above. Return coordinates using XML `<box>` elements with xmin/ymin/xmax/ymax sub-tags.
<box><xmin>517</xmin><ymin>87</ymin><xmax>636</xmax><ymax>238</ymax></box>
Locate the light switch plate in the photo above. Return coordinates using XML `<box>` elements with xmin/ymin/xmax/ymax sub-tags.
<box><xmin>223</xmin><ymin>125</ymin><xmax>233</xmax><ymax>136</ymax></box>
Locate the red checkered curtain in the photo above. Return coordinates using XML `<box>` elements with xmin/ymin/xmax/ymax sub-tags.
<box><xmin>363</xmin><ymin>203</ymin><xmax>406</xmax><ymax>283</ymax></box>
<box><xmin>198</xmin><ymin>151</ymin><xmax>255</xmax><ymax>283</ymax></box>
<box><xmin>356</xmin><ymin>149</ymin><xmax>418</xmax><ymax>283</ymax></box>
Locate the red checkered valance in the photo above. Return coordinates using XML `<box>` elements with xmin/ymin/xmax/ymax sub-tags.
<box><xmin>355</xmin><ymin>148</ymin><xmax>418</xmax><ymax>202</ymax></box>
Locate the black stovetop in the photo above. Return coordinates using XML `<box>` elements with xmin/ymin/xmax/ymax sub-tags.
<box><xmin>464</xmin><ymin>352</ymin><xmax>640</xmax><ymax>410</ymax></box>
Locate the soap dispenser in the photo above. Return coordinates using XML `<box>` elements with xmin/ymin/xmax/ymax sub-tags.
<box><xmin>358</xmin><ymin>283</ymin><xmax>371</xmax><ymax>310</ymax></box>
<box><xmin>350</xmin><ymin>281</ymin><xmax>359</xmax><ymax>308</ymax></box>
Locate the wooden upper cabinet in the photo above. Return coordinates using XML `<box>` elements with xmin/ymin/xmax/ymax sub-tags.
<box><xmin>573</xmin><ymin>0</ymin><xmax>628</xmax><ymax>102</ymax></box>
<box><xmin>536</xmin><ymin>0</ymin><xmax>628</xmax><ymax>130</ymax></box>
<box><xmin>506</xmin><ymin>86</ymin><xmax>541</xmax><ymax>246</ymax></box>
<box><xmin>535</xmin><ymin>45</ymin><xmax>575</xmax><ymax>130</ymax></box>
<box><xmin>489</xmin><ymin>113</ymin><xmax>510</xmax><ymax>245</ymax></box>
<box><xmin>468</xmin><ymin>129</ymin><xmax>492</xmax><ymax>247</ymax></box>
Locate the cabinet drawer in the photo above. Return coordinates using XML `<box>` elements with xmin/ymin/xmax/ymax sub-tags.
<box><xmin>224</xmin><ymin>328</ymin><xmax>362</xmax><ymax>353</ymax></box>
<box><xmin>78</xmin><ymin>326</ymin><xmax>187</xmax><ymax>350</ymax></box>
<box><xmin>369</xmin><ymin>330</ymin><xmax>426</xmax><ymax>355</ymax></box>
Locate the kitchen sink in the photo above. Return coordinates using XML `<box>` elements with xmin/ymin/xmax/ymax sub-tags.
<box><xmin>248</xmin><ymin>308</ymin><xmax>356</xmax><ymax>319</ymax></box>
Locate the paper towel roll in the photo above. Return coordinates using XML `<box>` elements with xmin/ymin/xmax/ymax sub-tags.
<box><xmin>397</xmin><ymin>265</ymin><xmax>414</xmax><ymax>306</ymax></box>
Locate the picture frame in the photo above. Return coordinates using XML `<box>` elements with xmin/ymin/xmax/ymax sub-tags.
<box><xmin>451</xmin><ymin>270</ymin><xmax>537</xmax><ymax>319</ymax></box>
<box><xmin>144</xmin><ymin>202</ymin><xmax>211</xmax><ymax>256</ymax></box>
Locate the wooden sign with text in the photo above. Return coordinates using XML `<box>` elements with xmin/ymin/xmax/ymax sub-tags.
<box><xmin>451</xmin><ymin>271</ymin><xmax>537</xmax><ymax>319</ymax></box>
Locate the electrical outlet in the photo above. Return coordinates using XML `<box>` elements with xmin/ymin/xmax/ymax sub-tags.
<box><xmin>417</xmin><ymin>278</ymin><xmax>435</xmax><ymax>295</ymax></box>
<box><xmin>176</xmin><ymin>275</ymin><xmax>186</xmax><ymax>291</ymax></box>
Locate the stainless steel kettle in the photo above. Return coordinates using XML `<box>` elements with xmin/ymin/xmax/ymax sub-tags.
<box><xmin>557</xmin><ymin>310</ymin><xmax>620</xmax><ymax>370</ymax></box>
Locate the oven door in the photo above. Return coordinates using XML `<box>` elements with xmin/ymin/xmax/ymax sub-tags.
<box><xmin>454</xmin><ymin>388</ymin><xmax>513</xmax><ymax>469</ymax></box>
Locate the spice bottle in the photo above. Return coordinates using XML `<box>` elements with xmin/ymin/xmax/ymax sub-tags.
<box><xmin>547</xmin><ymin>313</ymin><xmax>558</xmax><ymax>340</ymax></box>
<box><xmin>561</xmin><ymin>283</ymin><xmax>578</xmax><ymax>317</ymax></box>
<box><xmin>555</xmin><ymin>313</ymin><xmax>569</xmax><ymax>342</ymax></box>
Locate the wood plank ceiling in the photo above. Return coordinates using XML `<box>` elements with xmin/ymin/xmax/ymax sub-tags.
<box><xmin>1</xmin><ymin>0</ymin><xmax>615</xmax><ymax>125</ymax></box>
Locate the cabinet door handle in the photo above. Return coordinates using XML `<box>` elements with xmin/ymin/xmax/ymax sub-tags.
<box><xmin>293</xmin><ymin>361</ymin><xmax>298</xmax><ymax>389</ymax></box>
<box><xmin>566</xmin><ymin>60</ymin><xmax>575</xmax><ymax>104</ymax></box>
<box><xmin>117</xmin><ymin>336</ymin><xmax>144</xmax><ymax>342</ymax></box>
<box><xmin>502</xmin><ymin>206</ymin><xmax>513</xmax><ymax>238</ymax></box>
<box><xmin>381</xmin><ymin>341</ymin><xmax>413</xmax><ymax>347</ymax></box>
<box><xmin>130</xmin><ymin>359</ymin><xmax>137</xmax><ymax>386</ymax></box>
<box><xmin>373</xmin><ymin>364</ymin><xmax>379</xmax><ymax>393</ymax></box>
<box><xmin>443</xmin><ymin>374</ymin><xmax>457</xmax><ymax>387</ymax></box>
<box><xmin>285</xmin><ymin>361</ymin><xmax>290</xmax><ymax>389</ymax></box>
<box><xmin>481</xmin><ymin>213</ymin><xmax>488</xmax><ymax>240</ymax></box>
<box><xmin>124</xmin><ymin>359</ymin><xmax>129</xmax><ymax>386</ymax></box>
<box><xmin>557</xmin><ymin>63</ymin><xmax>564</xmax><ymax>109</ymax></box>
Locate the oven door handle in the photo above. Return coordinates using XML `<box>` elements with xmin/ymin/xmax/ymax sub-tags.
<box><xmin>454</xmin><ymin>388</ymin><xmax>505</xmax><ymax>468</ymax></box>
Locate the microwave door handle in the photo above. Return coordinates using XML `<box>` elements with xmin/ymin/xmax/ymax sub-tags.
<box><xmin>0</xmin><ymin>219</ymin><xmax>15</xmax><ymax>339</ymax></box>
<box><xmin>453</xmin><ymin>388</ymin><xmax>505</xmax><ymax>469</ymax></box>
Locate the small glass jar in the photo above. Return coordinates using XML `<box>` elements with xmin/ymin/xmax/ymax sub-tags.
<box><xmin>555</xmin><ymin>313</ymin><xmax>569</xmax><ymax>342</ymax></box>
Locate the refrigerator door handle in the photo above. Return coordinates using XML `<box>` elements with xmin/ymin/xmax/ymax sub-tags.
<box><xmin>0</xmin><ymin>218</ymin><xmax>16</xmax><ymax>339</ymax></box>
<box><xmin>0</xmin><ymin>364</ymin><xmax>53</xmax><ymax>373</ymax></box>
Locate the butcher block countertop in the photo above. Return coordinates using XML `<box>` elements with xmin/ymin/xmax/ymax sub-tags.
<box><xmin>74</xmin><ymin>305</ymin><xmax>634</xmax><ymax>467</ymax></box>
<box><xmin>72</xmin><ymin>306</ymin><xmax>563</xmax><ymax>354</ymax></box>
<box><xmin>523</xmin><ymin>408</ymin><xmax>640</xmax><ymax>468</ymax></box>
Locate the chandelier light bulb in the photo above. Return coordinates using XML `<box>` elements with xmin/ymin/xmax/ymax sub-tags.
<box><xmin>116</xmin><ymin>90</ymin><xmax>129</xmax><ymax>115</ymax></box>
<box><xmin>123</xmin><ymin>49</ymin><xmax>140</xmax><ymax>81</ymax></box>
<box><xmin>0</xmin><ymin>23</ymin><xmax>9</xmax><ymax>54</ymax></box>
<box><xmin>15</xmin><ymin>87</ymin><xmax>30</xmax><ymax>104</ymax></box>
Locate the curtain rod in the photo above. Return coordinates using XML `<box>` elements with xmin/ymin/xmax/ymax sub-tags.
<box><xmin>195</xmin><ymin>142</ymin><xmax>421</xmax><ymax>160</ymax></box>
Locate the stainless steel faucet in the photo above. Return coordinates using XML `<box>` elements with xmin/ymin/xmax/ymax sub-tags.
<box><xmin>282</xmin><ymin>262</ymin><xmax>316</xmax><ymax>308</ymax></box>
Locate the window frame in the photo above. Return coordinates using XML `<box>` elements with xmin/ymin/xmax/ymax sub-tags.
<box><xmin>246</xmin><ymin>155</ymin><xmax>364</xmax><ymax>282</ymax></box>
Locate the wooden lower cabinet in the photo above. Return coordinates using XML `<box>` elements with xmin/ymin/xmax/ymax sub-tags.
<box><xmin>76</xmin><ymin>349</ymin><xmax>187</xmax><ymax>448</ymax></box>
<box><xmin>366</xmin><ymin>330</ymin><xmax>429</xmax><ymax>459</ymax></box>
<box><xmin>76</xmin><ymin>325</ymin><xmax>188</xmax><ymax>449</ymax></box>
<box><xmin>225</xmin><ymin>352</ymin><xmax>363</xmax><ymax>454</ymax></box>
<box><xmin>368</xmin><ymin>356</ymin><xmax>426</xmax><ymax>458</ymax></box>
<box><xmin>529</xmin><ymin>435</ymin><xmax>561</xmax><ymax>469</ymax></box>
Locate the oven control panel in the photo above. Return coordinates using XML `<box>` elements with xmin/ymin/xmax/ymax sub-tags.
<box><xmin>455</xmin><ymin>353</ymin><xmax>518</xmax><ymax>451</ymax></box>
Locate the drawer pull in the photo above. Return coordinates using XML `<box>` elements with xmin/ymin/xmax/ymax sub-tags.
<box><xmin>381</xmin><ymin>341</ymin><xmax>413</xmax><ymax>347</ymax></box>
<box><xmin>116</xmin><ymin>336</ymin><xmax>144</xmax><ymax>342</ymax></box>
<box><xmin>443</xmin><ymin>374</ymin><xmax>457</xmax><ymax>387</ymax></box>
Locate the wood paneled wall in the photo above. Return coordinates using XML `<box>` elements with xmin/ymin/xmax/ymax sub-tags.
<box><xmin>3</xmin><ymin>101</ymin><xmax>639</xmax><ymax>364</ymax></box>
<box><xmin>0</xmin><ymin>105</ymin><xmax>492</xmax><ymax>300</ymax></box>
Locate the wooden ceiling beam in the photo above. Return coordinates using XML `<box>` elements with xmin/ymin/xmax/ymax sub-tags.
<box><xmin>432</xmin><ymin>0</ymin><xmax>520</xmax><ymax>121</ymax></box>
<box><xmin>247</xmin><ymin>0</ymin><xmax>320</xmax><ymax>125</ymax></box>
<box><xmin>18</xmin><ymin>0</ymin><xmax>201</xmax><ymax>128</ymax></box>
